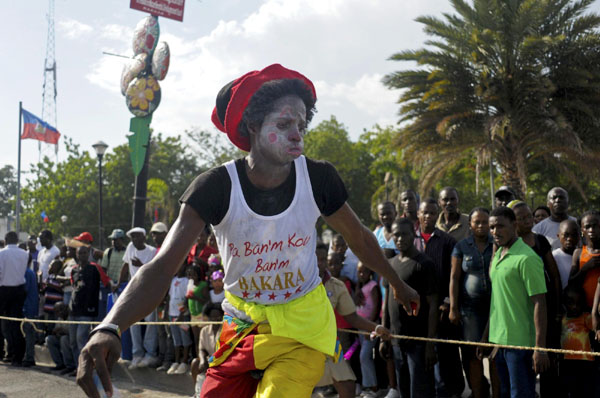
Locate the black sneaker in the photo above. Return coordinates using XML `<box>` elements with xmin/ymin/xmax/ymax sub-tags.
<box><xmin>22</xmin><ymin>361</ymin><xmax>36</xmax><ymax>368</ymax></box>
<box><xmin>51</xmin><ymin>365</ymin><xmax>66</xmax><ymax>371</ymax></box>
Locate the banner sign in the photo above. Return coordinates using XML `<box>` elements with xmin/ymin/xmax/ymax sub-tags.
<box><xmin>130</xmin><ymin>0</ymin><xmax>185</xmax><ymax>22</ymax></box>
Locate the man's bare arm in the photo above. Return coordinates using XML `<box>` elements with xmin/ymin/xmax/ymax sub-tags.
<box><xmin>530</xmin><ymin>293</ymin><xmax>550</xmax><ymax>373</ymax></box>
<box><xmin>323</xmin><ymin>203</ymin><xmax>419</xmax><ymax>315</ymax></box>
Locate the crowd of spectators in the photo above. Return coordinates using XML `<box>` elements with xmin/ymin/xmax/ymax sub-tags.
<box><xmin>1</xmin><ymin>185</ymin><xmax>600</xmax><ymax>398</ymax></box>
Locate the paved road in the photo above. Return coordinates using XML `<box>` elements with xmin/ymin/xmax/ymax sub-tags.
<box><xmin>0</xmin><ymin>362</ymin><xmax>189</xmax><ymax>398</ymax></box>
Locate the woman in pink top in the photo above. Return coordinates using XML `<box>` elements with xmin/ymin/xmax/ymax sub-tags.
<box><xmin>355</xmin><ymin>262</ymin><xmax>381</xmax><ymax>395</ymax></box>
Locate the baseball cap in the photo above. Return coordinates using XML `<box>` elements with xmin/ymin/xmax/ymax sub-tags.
<box><xmin>494</xmin><ymin>186</ymin><xmax>516</xmax><ymax>198</ymax></box>
<box><xmin>150</xmin><ymin>222</ymin><xmax>168</xmax><ymax>233</ymax></box>
<box><xmin>107</xmin><ymin>229</ymin><xmax>125</xmax><ymax>239</ymax></box>
<box><xmin>74</xmin><ymin>232</ymin><xmax>93</xmax><ymax>243</ymax></box>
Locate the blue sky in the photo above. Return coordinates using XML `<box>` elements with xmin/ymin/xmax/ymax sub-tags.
<box><xmin>2</xmin><ymin>0</ymin><xmax>599</xmax><ymax>176</ymax></box>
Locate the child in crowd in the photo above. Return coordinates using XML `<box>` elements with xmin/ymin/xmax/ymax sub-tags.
<box><xmin>206</xmin><ymin>254</ymin><xmax>222</xmax><ymax>280</ymax></box>
<box><xmin>44</xmin><ymin>259</ymin><xmax>64</xmax><ymax>317</ymax></box>
<box><xmin>553</xmin><ymin>219</ymin><xmax>580</xmax><ymax>289</ymax></box>
<box><xmin>46</xmin><ymin>301</ymin><xmax>76</xmax><ymax>374</ymax></box>
<box><xmin>187</xmin><ymin>265</ymin><xmax>209</xmax><ymax>352</ymax></box>
<box><xmin>355</xmin><ymin>262</ymin><xmax>381</xmax><ymax>397</ymax></box>
<box><xmin>560</xmin><ymin>287</ymin><xmax>595</xmax><ymax>397</ymax></box>
<box><xmin>569</xmin><ymin>210</ymin><xmax>600</xmax><ymax>308</ymax></box>
<box><xmin>191</xmin><ymin>303</ymin><xmax>224</xmax><ymax>398</ymax></box>
<box><xmin>381</xmin><ymin>218</ymin><xmax>438</xmax><ymax>398</ymax></box>
<box><xmin>209</xmin><ymin>270</ymin><xmax>225</xmax><ymax>305</ymax></box>
<box><xmin>167</xmin><ymin>262</ymin><xmax>192</xmax><ymax>375</ymax></box>
<box><xmin>314</xmin><ymin>243</ymin><xmax>390</xmax><ymax>398</ymax></box>
<box><xmin>328</xmin><ymin>252</ymin><xmax>352</xmax><ymax>292</ymax></box>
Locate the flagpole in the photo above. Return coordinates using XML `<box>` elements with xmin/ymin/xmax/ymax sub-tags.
<box><xmin>16</xmin><ymin>101</ymin><xmax>22</xmax><ymax>234</ymax></box>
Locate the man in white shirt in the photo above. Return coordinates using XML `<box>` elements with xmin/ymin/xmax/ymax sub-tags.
<box><xmin>121</xmin><ymin>227</ymin><xmax>158</xmax><ymax>369</ymax></box>
<box><xmin>532</xmin><ymin>187</ymin><xmax>577</xmax><ymax>250</ymax></box>
<box><xmin>0</xmin><ymin>231</ymin><xmax>29</xmax><ymax>365</ymax></box>
<box><xmin>37</xmin><ymin>229</ymin><xmax>60</xmax><ymax>283</ymax></box>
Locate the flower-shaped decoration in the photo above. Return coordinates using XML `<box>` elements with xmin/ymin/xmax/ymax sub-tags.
<box><xmin>126</xmin><ymin>75</ymin><xmax>161</xmax><ymax>117</ymax></box>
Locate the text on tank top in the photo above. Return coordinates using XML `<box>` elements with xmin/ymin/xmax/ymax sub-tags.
<box><xmin>213</xmin><ymin>156</ymin><xmax>322</xmax><ymax>305</ymax></box>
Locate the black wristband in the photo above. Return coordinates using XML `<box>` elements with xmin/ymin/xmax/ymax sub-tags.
<box><xmin>89</xmin><ymin>327</ymin><xmax>121</xmax><ymax>342</ymax></box>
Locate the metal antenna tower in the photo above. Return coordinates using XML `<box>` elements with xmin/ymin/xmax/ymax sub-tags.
<box><xmin>41</xmin><ymin>0</ymin><xmax>58</xmax><ymax>160</ymax></box>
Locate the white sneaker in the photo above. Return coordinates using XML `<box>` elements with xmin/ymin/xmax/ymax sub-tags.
<box><xmin>128</xmin><ymin>357</ymin><xmax>142</xmax><ymax>370</ymax></box>
<box><xmin>174</xmin><ymin>362</ymin><xmax>189</xmax><ymax>375</ymax></box>
<box><xmin>138</xmin><ymin>355</ymin><xmax>160</xmax><ymax>368</ymax></box>
<box><xmin>166</xmin><ymin>362</ymin><xmax>180</xmax><ymax>375</ymax></box>
<box><xmin>384</xmin><ymin>388</ymin><xmax>400</xmax><ymax>398</ymax></box>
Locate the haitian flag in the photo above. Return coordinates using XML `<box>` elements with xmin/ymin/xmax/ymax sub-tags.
<box><xmin>21</xmin><ymin>109</ymin><xmax>61</xmax><ymax>144</ymax></box>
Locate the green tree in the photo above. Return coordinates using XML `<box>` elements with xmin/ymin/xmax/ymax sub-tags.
<box><xmin>186</xmin><ymin>128</ymin><xmax>245</xmax><ymax>168</ymax></box>
<box><xmin>20</xmin><ymin>134</ymin><xmax>203</xmax><ymax>241</ymax></box>
<box><xmin>0</xmin><ymin>165</ymin><xmax>17</xmax><ymax>217</ymax></box>
<box><xmin>305</xmin><ymin>116</ymin><xmax>376</xmax><ymax>225</ymax></box>
<box><xmin>383</xmin><ymin>0</ymin><xmax>600</xmax><ymax>199</ymax></box>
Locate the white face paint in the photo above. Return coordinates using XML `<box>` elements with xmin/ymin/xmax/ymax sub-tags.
<box><xmin>251</xmin><ymin>95</ymin><xmax>307</xmax><ymax>165</ymax></box>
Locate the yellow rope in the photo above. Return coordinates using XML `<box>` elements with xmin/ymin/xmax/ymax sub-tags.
<box><xmin>2</xmin><ymin>315</ymin><xmax>598</xmax><ymax>357</ymax></box>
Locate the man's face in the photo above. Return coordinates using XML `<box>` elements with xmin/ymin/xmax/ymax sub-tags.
<box><xmin>489</xmin><ymin>215</ymin><xmax>516</xmax><ymax>247</ymax></box>
<box><xmin>418</xmin><ymin>203</ymin><xmax>439</xmax><ymax>232</ymax></box>
<box><xmin>558</xmin><ymin>222</ymin><xmax>579</xmax><ymax>252</ymax></box>
<box><xmin>331</xmin><ymin>237</ymin><xmax>347</xmax><ymax>254</ymax></box>
<box><xmin>547</xmin><ymin>188</ymin><xmax>569</xmax><ymax>216</ymax></box>
<box><xmin>439</xmin><ymin>189</ymin><xmax>459</xmax><ymax>214</ymax></box>
<box><xmin>130</xmin><ymin>232</ymin><xmax>146</xmax><ymax>249</ymax></box>
<box><xmin>377</xmin><ymin>204</ymin><xmax>397</xmax><ymax>229</ymax></box>
<box><xmin>495</xmin><ymin>192</ymin><xmax>514</xmax><ymax>208</ymax></box>
<box><xmin>151</xmin><ymin>231</ymin><xmax>166</xmax><ymax>247</ymax></box>
<box><xmin>581</xmin><ymin>215</ymin><xmax>600</xmax><ymax>245</ymax></box>
<box><xmin>513</xmin><ymin>205</ymin><xmax>534</xmax><ymax>234</ymax></box>
<box><xmin>400</xmin><ymin>191</ymin><xmax>417</xmax><ymax>214</ymax></box>
<box><xmin>77</xmin><ymin>246</ymin><xmax>90</xmax><ymax>263</ymax></box>
<box><xmin>112</xmin><ymin>238</ymin><xmax>125</xmax><ymax>250</ymax></box>
<box><xmin>392</xmin><ymin>222</ymin><xmax>415</xmax><ymax>252</ymax></box>
<box><xmin>251</xmin><ymin>95</ymin><xmax>307</xmax><ymax>165</ymax></box>
<box><xmin>39</xmin><ymin>233</ymin><xmax>51</xmax><ymax>247</ymax></box>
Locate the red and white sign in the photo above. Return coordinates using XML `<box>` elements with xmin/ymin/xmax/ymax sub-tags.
<box><xmin>130</xmin><ymin>0</ymin><xmax>185</xmax><ymax>22</ymax></box>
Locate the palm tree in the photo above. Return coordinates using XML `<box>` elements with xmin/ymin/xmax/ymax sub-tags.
<box><xmin>383</xmin><ymin>0</ymin><xmax>600</xmax><ymax>199</ymax></box>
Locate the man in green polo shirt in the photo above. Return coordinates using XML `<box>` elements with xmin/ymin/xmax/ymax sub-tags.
<box><xmin>487</xmin><ymin>206</ymin><xmax>549</xmax><ymax>398</ymax></box>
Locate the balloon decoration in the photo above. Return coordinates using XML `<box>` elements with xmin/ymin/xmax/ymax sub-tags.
<box><xmin>121</xmin><ymin>15</ymin><xmax>170</xmax><ymax>117</ymax></box>
<box><xmin>121</xmin><ymin>15</ymin><xmax>171</xmax><ymax>176</ymax></box>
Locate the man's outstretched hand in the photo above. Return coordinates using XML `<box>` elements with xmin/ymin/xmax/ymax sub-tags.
<box><xmin>77</xmin><ymin>331</ymin><xmax>122</xmax><ymax>397</ymax></box>
<box><xmin>392</xmin><ymin>282</ymin><xmax>420</xmax><ymax>316</ymax></box>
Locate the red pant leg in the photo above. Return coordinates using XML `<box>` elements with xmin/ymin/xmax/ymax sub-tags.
<box><xmin>201</xmin><ymin>334</ymin><xmax>259</xmax><ymax>398</ymax></box>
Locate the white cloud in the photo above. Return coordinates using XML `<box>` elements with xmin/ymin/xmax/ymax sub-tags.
<box><xmin>101</xmin><ymin>24</ymin><xmax>134</xmax><ymax>42</ymax></box>
<box><xmin>84</xmin><ymin>0</ymin><xmax>456</xmax><ymax>141</ymax></box>
<box><xmin>57</xmin><ymin>18</ymin><xmax>93</xmax><ymax>39</ymax></box>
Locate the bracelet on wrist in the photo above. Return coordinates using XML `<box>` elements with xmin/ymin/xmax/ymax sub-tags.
<box><xmin>89</xmin><ymin>323</ymin><xmax>121</xmax><ymax>341</ymax></box>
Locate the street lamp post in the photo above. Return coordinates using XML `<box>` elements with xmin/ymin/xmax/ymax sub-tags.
<box><xmin>92</xmin><ymin>141</ymin><xmax>109</xmax><ymax>250</ymax></box>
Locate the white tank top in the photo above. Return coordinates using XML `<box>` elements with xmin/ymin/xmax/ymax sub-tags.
<box><xmin>214</xmin><ymin>155</ymin><xmax>322</xmax><ymax>307</ymax></box>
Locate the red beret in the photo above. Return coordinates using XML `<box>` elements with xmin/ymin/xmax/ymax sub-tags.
<box><xmin>211</xmin><ymin>64</ymin><xmax>316</xmax><ymax>151</ymax></box>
